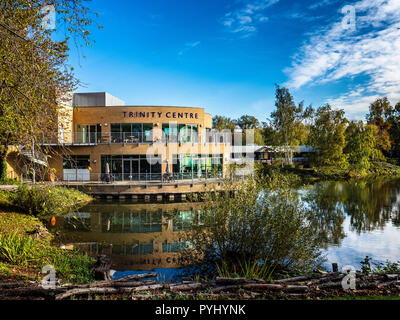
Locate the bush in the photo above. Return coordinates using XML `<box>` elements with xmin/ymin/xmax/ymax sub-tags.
<box><xmin>0</xmin><ymin>232</ymin><xmax>37</xmax><ymax>266</ymax></box>
<box><xmin>183</xmin><ymin>172</ymin><xmax>324</xmax><ymax>277</ymax></box>
<box><xmin>0</xmin><ymin>232</ymin><xmax>95</xmax><ymax>283</ymax></box>
<box><xmin>9</xmin><ymin>185</ymin><xmax>92</xmax><ymax>217</ymax></box>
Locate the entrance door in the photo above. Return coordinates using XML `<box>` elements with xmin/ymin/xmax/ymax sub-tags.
<box><xmin>131</xmin><ymin>159</ymin><xmax>139</xmax><ymax>180</ymax></box>
<box><xmin>123</xmin><ymin>160</ymin><xmax>131</xmax><ymax>181</ymax></box>
<box><xmin>193</xmin><ymin>158</ymin><xmax>201</xmax><ymax>179</ymax></box>
<box><xmin>123</xmin><ymin>159</ymin><xmax>139</xmax><ymax>181</ymax></box>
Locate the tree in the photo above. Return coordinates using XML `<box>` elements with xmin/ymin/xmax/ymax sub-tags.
<box><xmin>269</xmin><ymin>85</ymin><xmax>312</xmax><ymax>164</ymax></box>
<box><xmin>234</xmin><ymin>115</ymin><xmax>260</xmax><ymax>130</ymax></box>
<box><xmin>308</xmin><ymin>104</ymin><xmax>348</xmax><ymax>167</ymax></box>
<box><xmin>212</xmin><ymin>115</ymin><xmax>236</xmax><ymax>132</ymax></box>
<box><xmin>183</xmin><ymin>172</ymin><xmax>323</xmax><ymax>275</ymax></box>
<box><xmin>0</xmin><ymin>0</ymin><xmax>99</xmax><ymax>180</ymax></box>
<box><xmin>366</xmin><ymin>97</ymin><xmax>392</xmax><ymax>158</ymax></box>
<box><xmin>386</xmin><ymin>102</ymin><xmax>400</xmax><ymax>160</ymax></box>
<box><xmin>344</xmin><ymin>121</ymin><xmax>376</xmax><ymax>172</ymax></box>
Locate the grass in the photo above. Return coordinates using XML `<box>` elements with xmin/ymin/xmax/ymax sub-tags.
<box><xmin>7</xmin><ymin>185</ymin><xmax>93</xmax><ymax>217</ymax></box>
<box><xmin>216</xmin><ymin>259</ymin><xmax>275</xmax><ymax>281</ymax></box>
<box><xmin>276</xmin><ymin>160</ymin><xmax>400</xmax><ymax>183</ymax></box>
<box><xmin>0</xmin><ymin>186</ymin><xmax>95</xmax><ymax>284</ymax></box>
<box><xmin>0</xmin><ymin>213</ymin><xmax>95</xmax><ymax>284</ymax></box>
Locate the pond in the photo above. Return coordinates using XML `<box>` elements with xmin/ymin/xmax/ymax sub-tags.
<box><xmin>48</xmin><ymin>178</ymin><xmax>400</xmax><ymax>280</ymax></box>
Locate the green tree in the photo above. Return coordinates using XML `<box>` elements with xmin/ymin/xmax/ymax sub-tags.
<box><xmin>344</xmin><ymin>121</ymin><xmax>376</xmax><ymax>172</ymax></box>
<box><xmin>0</xmin><ymin>0</ymin><xmax>99</xmax><ymax>178</ymax></box>
<box><xmin>183</xmin><ymin>172</ymin><xmax>323</xmax><ymax>275</ymax></box>
<box><xmin>366</xmin><ymin>97</ymin><xmax>392</xmax><ymax>158</ymax></box>
<box><xmin>308</xmin><ymin>104</ymin><xmax>348</xmax><ymax>167</ymax></box>
<box><xmin>212</xmin><ymin>115</ymin><xmax>236</xmax><ymax>132</ymax></box>
<box><xmin>386</xmin><ymin>102</ymin><xmax>400</xmax><ymax>160</ymax></box>
<box><xmin>269</xmin><ymin>85</ymin><xmax>312</xmax><ymax>164</ymax></box>
<box><xmin>234</xmin><ymin>115</ymin><xmax>260</xmax><ymax>129</ymax></box>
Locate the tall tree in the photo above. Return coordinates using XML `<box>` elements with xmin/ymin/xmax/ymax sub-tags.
<box><xmin>234</xmin><ymin>115</ymin><xmax>260</xmax><ymax>129</ymax></box>
<box><xmin>212</xmin><ymin>115</ymin><xmax>236</xmax><ymax>132</ymax></box>
<box><xmin>344</xmin><ymin>121</ymin><xmax>376</xmax><ymax>172</ymax></box>
<box><xmin>386</xmin><ymin>102</ymin><xmax>400</xmax><ymax>160</ymax></box>
<box><xmin>269</xmin><ymin>85</ymin><xmax>312</xmax><ymax>164</ymax></box>
<box><xmin>308</xmin><ymin>104</ymin><xmax>348</xmax><ymax>167</ymax></box>
<box><xmin>366</xmin><ymin>97</ymin><xmax>392</xmax><ymax>158</ymax></box>
<box><xmin>0</xmin><ymin>0</ymin><xmax>99</xmax><ymax>180</ymax></box>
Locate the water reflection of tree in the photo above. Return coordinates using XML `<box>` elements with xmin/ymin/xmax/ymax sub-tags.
<box><xmin>341</xmin><ymin>179</ymin><xmax>400</xmax><ymax>233</ymax></box>
<box><xmin>305</xmin><ymin>179</ymin><xmax>400</xmax><ymax>243</ymax></box>
<box><xmin>303</xmin><ymin>183</ymin><xmax>346</xmax><ymax>249</ymax></box>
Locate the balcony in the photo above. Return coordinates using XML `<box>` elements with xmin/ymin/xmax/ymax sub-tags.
<box><xmin>41</xmin><ymin>131</ymin><xmax>231</xmax><ymax>146</ymax></box>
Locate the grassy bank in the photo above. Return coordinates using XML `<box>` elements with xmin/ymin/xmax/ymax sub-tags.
<box><xmin>275</xmin><ymin>160</ymin><xmax>400</xmax><ymax>183</ymax></box>
<box><xmin>0</xmin><ymin>186</ymin><xmax>95</xmax><ymax>284</ymax></box>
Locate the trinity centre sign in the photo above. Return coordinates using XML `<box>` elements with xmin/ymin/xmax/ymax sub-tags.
<box><xmin>122</xmin><ymin>111</ymin><xmax>199</xmax><ymax>119</ymax></box>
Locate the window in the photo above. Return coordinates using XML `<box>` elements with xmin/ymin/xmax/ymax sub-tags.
<box><xmin>110</xmin><ymin>123</ymin><xmax>153</xmax><ymax>143</ymax></box>
<box><xmin>76</xmin><ymin>124</ymin><xmax>101</xmax><ymax>143</ymax></box>
<box><xmin>101</xmin><ymin>154</ymin><xmax>161</xmax><ymax>181</ymax></box>
<box><xmin>172</xmin><ymin>154</ymin><xmax>223</xmax><ymax>179</ymax></box>
<box><xmin>63</xmin><ymin>155</ymin><xmax>90</xmax><ymax>169</ymax></box>
<box><xmin>163</xmin><ymin>124</ymin><xmax>198</xmax><ymax>143</ymax></box>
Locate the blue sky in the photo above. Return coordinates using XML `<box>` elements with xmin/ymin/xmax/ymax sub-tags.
<box><xmin>63</xmin><ymin>0</ymin><xmax>400</xmax><ymax>121</ymax></box>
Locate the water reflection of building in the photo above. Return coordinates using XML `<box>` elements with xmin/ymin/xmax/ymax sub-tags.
<box><xmin>53</xmin><ymin>202</ymin><xmax>203</xmax><ymax>270</ymax></box>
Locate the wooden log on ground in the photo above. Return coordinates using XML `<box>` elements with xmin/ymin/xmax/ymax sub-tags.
<box><xmin>169</xmin><ymin>283</ymin><xmax>206</xmax><ymax>291</ymax></box>
<box><xmin>215</xmin><ymin>277</ymin><xmax>264</xmax><ymax>285</ymax></box>
<box><xmin>241</xmin><ymin>283</ymin><xmax>284</xmax><ymax>291</ymax></box>
<box><xmin>71</xmin><ymin>272</ymin><xmax>158</xmax><ymax>288</ymax></box>
<box><xmin>56</xmin><ymin>287</ymin><xmax>120</xmax><ymax>300</ymax></box>
<box><xmin>274</xmin><ymin>275</ymin><xmax>321</xmax><ymax>283</ymax></box>
<box><xmin>209</xmin><ymin>285</ymin><xmax>241</xmax><ymax>293</ymax></box>
<box><xmin>74</xmin><ymin>279</ymin><xmax>156</xmax><ymax>288</ymax></box>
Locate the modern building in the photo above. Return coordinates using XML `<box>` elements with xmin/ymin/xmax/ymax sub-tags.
<box><xmin>255</xmin><ymin>145</ymin><xmax>314</xmax><ymax>165</ymax></box>
<box><xmin>40</xmin><ymin>92</ymin><xmax>231</xmax><ymax>182</ymax></box>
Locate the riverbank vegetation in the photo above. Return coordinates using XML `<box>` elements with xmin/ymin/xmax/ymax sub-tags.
<box><xmin>5</xmin><ymin>185</ymin><xmax>92</xmax><ymax>217</ymax></box>
<box><xmin>183</xmin><ymin>171</ymin><xmax>324</xmax><ymax>280</ymax></box>
<box><xmin>213</xmin><ymin>87</ymin><xmax>400</xmax><ymax>180</ymax></box>
<box><xmin>0</xmin><ymin>186</ymin><xmax>94</xmax><ymax>284</ymax></box>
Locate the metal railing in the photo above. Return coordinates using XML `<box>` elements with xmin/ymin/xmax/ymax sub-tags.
<box><xmin>41</xmin><ymin>131</ymin><xmax>230</xmax><ymax>145</ymax></box>
<box><xmin>61</xmin><ymin>171</ymin><xmax>224</xmax><ymax>184</ymax></box>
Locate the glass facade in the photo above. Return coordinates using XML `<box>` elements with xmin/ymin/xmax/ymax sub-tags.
<box><xmin>101</xmin><ymin>154</ymin><xmax>161</xmax><ymax>181</ymax></box>
<box><xmin>110</xmin><ymin>123</ymin><xmax>153</xmax><ymax>143</ymax></box>
<box><xmin>162</xmin><ymin>124</ymin><xmax>198</xmax><ymax>143</ymax></box>
<box><xmin>172</xmin><ymin>154</ymin><xmax>223</xmax><ymax>179</ymax></box>
<box><xmin>62</xmin><ymin>155</ymin><xmax>90</xmax><ymax>169</ymax></box>
<box><xmin>76</xmin><ymin>124</ymin><xmax>101</xmax><ymax>143</ymax></box>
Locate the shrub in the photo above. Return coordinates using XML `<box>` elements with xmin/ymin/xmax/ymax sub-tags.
<box><xmin>183</xmin><ymin>172</ymin><xmax>324</xmax><ymax>277</ymax></box>
<box><xmin>0</xmin><ymin>232</ymin><xmax>37</xmax><ymax>266</ymax></box>
<box><xmin>9</xmin><ymin>185</ymin><xmax>92</xmax><ymax>217</ymax></box>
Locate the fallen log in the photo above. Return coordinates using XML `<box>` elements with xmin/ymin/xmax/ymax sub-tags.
<box><xmin>215</xmin><ymin>277</ymin><xmax>264</xmax><ymax>285</ymax></box>
<box><xmin>169</xmin><ymin>282</ymin><xmax>206</xmax><ymax>291</ymax></box>
<box><xmin>73</xmin><ymin>279</ymin><xmax>156</xmax><ymax>288</ymax></box>
<box><xmin>241</xmin><ymin>283</ymin><xmax>283</xmax><ymax>291</ymax></box>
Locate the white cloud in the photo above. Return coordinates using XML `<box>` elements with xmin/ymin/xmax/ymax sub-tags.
<box><xmin>221</xmin><ymin>0</ymin><xmax>279</xmax><ymax>36</ymax></box>
<box><xmin>178</xmin><ymin>41</ymin><xmax>201</xmax><ymax>56</ymax></box>
<box><xmin>308</xmin><ymin>0</ymin><xmax>339</xmax><ymax>10</ymax></box>
<box><xmin>285</xmin><ymin>0</ymin><xmax>400</xmax><ymax>117</ymax></box>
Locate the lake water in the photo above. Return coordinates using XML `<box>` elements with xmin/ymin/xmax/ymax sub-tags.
<box><xmin>49</xmin><ymin>178</ymin><xmax>400</xmax><ymax>280</ymax></box>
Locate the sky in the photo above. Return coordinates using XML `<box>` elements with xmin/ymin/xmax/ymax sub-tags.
<box><xmin>60</xmin><ymin>0</ymin><xmax>400</xmax><ymax>121</ymax></box>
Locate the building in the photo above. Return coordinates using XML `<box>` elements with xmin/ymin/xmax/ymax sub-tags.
<box><xmin>40</xmin><ymin>92</ymin><xmax>231</xmax><ymax>182</ymax></box>
<box><xmin>255</xmin><ymin>145</ymin><xmax>314</xmax><ymax>165</ymax></box>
